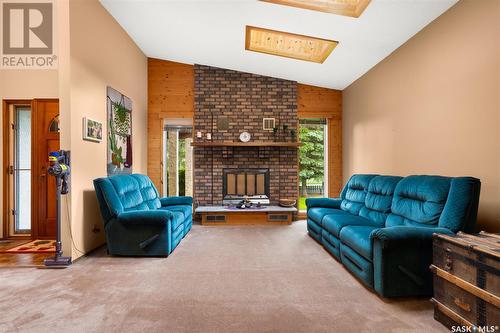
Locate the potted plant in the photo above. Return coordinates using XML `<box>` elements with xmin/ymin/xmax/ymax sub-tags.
<box><xmin>109</xmin><ymin>101</ymin><xmax>131</xmax><ymax>169</ymax></box>
<box><xmin>272</xmin><ymin>126</ymin><xmax>278</xmax><ymax>141</ymax></box>
<box><xmin>282</xmin><ymin>124</ymin><xmax>289</xmax><ymax>141</ymax></box>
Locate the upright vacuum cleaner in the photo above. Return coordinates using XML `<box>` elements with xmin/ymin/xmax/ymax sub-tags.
<box><xmin>44</xmin><ymin>150</ymin><xmax>72</xmax><ymax>267</ymax></box>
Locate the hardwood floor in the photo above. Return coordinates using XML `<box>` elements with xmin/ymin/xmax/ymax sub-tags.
<box><xmin>0</xmin><ymin>240</ymin><xmax>54</xmax><ymax>268</ymax></box>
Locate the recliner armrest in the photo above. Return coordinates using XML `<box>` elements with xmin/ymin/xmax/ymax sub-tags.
<box><xmin>370</xmin><ymin>226</ymin><xmax>453</xmax><ymax>297</ymax></box>
<box><xmin>306</xmin><ymin>198</ymin><xmax>342</xmax><ymax>209</ymax></box>
<box><xmin>370</xmin><ymin>226</ymin><xmax>453</xmax><ymax>248</ymax></box>
<box><xmin>160</xmin><ymin>196</ymin><xmax>193</xmax><ymax>207</ymax></box>
<box><xmin>117</xmin><ymin>210</ymin><xmax>173</xmax><ymax>226</ymax></box>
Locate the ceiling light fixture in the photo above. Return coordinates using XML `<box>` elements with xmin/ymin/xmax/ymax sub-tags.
<box><xmin>260</xmin><ymin>0</ymin><xmax>371</xmax><ymax>18</ymax></box>
<box><xmin>245</xmin><ymin>26</ymin><xmax>338</xmax><ymax>63</ymax></box>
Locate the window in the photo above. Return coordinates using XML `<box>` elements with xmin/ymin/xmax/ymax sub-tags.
<box><xmin>163</xmin><ymin>119</ymin><xmax>193</xmax><ymax>197</ymax></box>
<box><xmin>48</xmin><ymin>114</ymin><xmax>59</xmax><ymax>132</ymax></box>
<box><xmin>298</xmin><ymin>118</ymin><xmax>327</xmax><ymax>211</ymax></box>
<box><xmin>14</xmin><ymin>106</ymin><xmax>32</xmax><ymax>233</ymax></box>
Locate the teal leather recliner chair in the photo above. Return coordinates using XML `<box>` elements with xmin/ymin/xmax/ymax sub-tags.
<box><xmin>307</xmin><ymin>174</ymin><xmax>481</xmax><ymax>297</ymax></box>
<box><xmin>94</xmin><ymin>174</ymin><xmax>193</xmax><ymax>256</ymax></box>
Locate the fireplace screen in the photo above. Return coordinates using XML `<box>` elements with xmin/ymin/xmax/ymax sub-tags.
<box><xmin>223</xmin><ymin>168</ymin><xmax>270</xmax><ymax>205</ymax></box>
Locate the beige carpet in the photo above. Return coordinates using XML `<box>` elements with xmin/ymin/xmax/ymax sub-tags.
<box><xmin>0</xmin><ymin>221</ymin><xmax>446</xmax><ymax>333</ymax></box>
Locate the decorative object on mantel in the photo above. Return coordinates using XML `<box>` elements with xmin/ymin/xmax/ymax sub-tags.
<box><xmin>290</xmin><ymin>129</ymin><xmax>296</xmax><ymax>141</ymax></box>
<box><xmin>106</xmin><ymin>86</ymin><xmax>132</xmax><ymax>176</ymax></box>
<box><xmin>196</xmin><ymin>131</ymin><xmax>202</xmax><ymax>138</ymax></box>
<box><xmin>263</xmin><ymin>118</ymin><xmax>275</xmax><ymax>131</ymax></box>
<box><xmin>206</xmin><ymin>133</ymin><xmax>212</xmax><ymax>140</ymax></box>
<box><xmin>239</xmin><ymin>131</ymin><xmax>251</xmax><ymax>142</ymax></box>
<box><xmin>82</xmin><ymin>117</ymin><xmax>103</xmax><ymax>142</ymax></box>
<box><xmin>272</xmin><ymin>126</ymin><xmax>278</xmax><ymax>141</ymax></box>
<box><xmin>279</xmin><ymin>199</ymin><xmax>296</xmax><ymax>208</ymax></box>
<box><xmin>217</xmin><ymin>116</ymin><xmax>229</xmax><ymax>130</ymax></box>
<box><xmin>282</xmin><ymin>124</ymin><xmax>289</xmax><ymax>141</ymax></box>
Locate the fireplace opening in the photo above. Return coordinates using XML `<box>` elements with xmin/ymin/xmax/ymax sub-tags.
<box><xmin>223</xmin><ymin>168</ymin><xmax>270</xmax><ymax>205</ymax></box>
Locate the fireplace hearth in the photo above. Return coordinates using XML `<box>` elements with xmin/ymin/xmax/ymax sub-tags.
<box><xmin>222</xmin><ymin>168</ymin><xmax>270</xmax><ymax>205</ymax></box>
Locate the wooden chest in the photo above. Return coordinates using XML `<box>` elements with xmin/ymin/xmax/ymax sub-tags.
<box><xmin>431</xmin><ymin>231</ymin><xmax>500</xmax><ymax>330</ymax></box>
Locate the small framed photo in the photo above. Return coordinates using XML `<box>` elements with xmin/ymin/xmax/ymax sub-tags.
<box><xmin>83</xmin><ymin>117</ymin><xmax>103</xmax><ymax>142</ymax></box>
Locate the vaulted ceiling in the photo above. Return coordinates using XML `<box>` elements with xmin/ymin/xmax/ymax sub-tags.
<box><xmin>100</xmin><ymin>0</ymin><xmax>457</xmax><ymax>90</ymax></box>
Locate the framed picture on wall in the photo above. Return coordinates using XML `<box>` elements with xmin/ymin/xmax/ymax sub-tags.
<box><xmin>82</xmin><ymin>117</ymin><xmax>103</xmax><ymax>142</ymax></box>
<box><xmin>106</xmin><ymin>86</ymin><xmax>133</xmax><ymax>176</ymax></box>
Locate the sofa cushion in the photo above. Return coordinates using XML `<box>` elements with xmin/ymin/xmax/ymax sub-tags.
<box><xmin>340</xmin><ymin>225</ymin><xmax>380</xmax><ymax>261</ymax></box>
<box><xmin>94</xmin><ymin>177</ymin><xmax>124</xmax><ymax>222</ymax></box>
<box><xmin>109</xmin><ymin>175</ymin><xmax>150</xmax><ymax>211</ymax></box>
<box><xmin>307</xmin><ymin>207</ymin><xmax>349</xmax><ymax>225</ymax></box>
<box><xmin>359</xmin><ymin>176</ymin><xmax>402</xmax><ymax>224</ymax></box>
<box><xmin>340</xmin><ymin>174</ymin><xmax>377</xmax><ymax>215</ymax></box>
<box><xmin>340</xmin><ymin>243</ymin><xmax>374</xmax><ymax>288</ymax></box>
<box><xmin>131</xmin><ymin>174</ymin><xmax>161</xmax><ymax>210</ymax></box>
<box><xmin>438</xmin><ymin>177</ymin><xmax>481</xmax><ymax>233</ymax></box>
<box><xmin>170</xmin><ymin>211</ymin><xmax>185</xmax><ymax>231</ymax></box>
<box><xmin>307</xmin><ymin>218</ymin><xmax>322</xmax><ymax>241</ymax></box>
<box><xmin>161</xmin><ymin>205</ymin><xmax>192</xmax><ymax>221</ymax></box>
<box><xmin>322</xmin><ymin>230</ymin><xmax>341</xmax><ymax>260</ymax></box>
<box><xmin>323</xmin><ymin>213</ymin><xmax>380</xmax><ymax>238</ymax></box>
<box><xmin>387</xmin><ymin>175</ymin><xmax>452</xmax><ymax>228</ymax></box>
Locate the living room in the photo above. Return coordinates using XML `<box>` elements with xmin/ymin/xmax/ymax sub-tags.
<box><xmin>0</xmin><ymin>0</ymin><xmax>498</xmax><ymax>332</ymax></box>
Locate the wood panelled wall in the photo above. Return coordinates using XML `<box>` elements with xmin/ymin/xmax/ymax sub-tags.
<box><xmin>148</xmin><ymin>59</ymin><xmax>342</xmax><ymax>197</ymax></box>
<box><xmin>297</xmin><ymin>84</ymin><xmax>343</xmax><ymax>197</ymax></box>
<box><xmin>148</xmin><ymin>58</ymin><xmax>194</xmax><ymax>191</ymax></box>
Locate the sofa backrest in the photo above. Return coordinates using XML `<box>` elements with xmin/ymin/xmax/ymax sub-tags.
<box><xmin>359</xmin><ymin>176</ymin><xmax>402</xmax><ymax>224</ymax></box>
<box><xmin>93</xmin><ymin>174</ymin><xmax>161</xmax><ymax>223</ymax></box>
<box><xmin>386</xmin><ymin>175</ymin><xmax>480</xmax><ymax>232</ymax></box>
<box><xmin>387</xmin><ymin>175</ymin><xmax>451</xmax><ymax>228</ymax></box>
<box><xmin>437</xmin><ymin>177</ymin><xmax>481</xmax><ymax>233</ymax></box>
<box><xmin>340</xmin><ymin>174</ymin><xmax>378</xmax><ymax>215</ymax></box>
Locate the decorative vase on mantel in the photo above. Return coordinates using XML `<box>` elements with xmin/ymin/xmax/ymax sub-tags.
<box><xmin>272</xmin><ymin>127</ymin><xmax>278</xmax><ymax>142</ymax></box>
<box><xmin>282</xmin><ymin>124</ymin><xmax>289</xmax><ymax>142</ymax></box>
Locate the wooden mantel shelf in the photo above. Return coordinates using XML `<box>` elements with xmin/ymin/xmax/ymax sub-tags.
<box><xmin>191</xmin><ymin>141</ymin><xmax>300</xmax><ymax>147</ymax></box>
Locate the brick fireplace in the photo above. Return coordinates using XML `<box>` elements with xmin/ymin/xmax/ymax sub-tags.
<box><xmin>193</xmin><ymin>64</ymin><xmax>299</xmax><ymax>207</ymax></box>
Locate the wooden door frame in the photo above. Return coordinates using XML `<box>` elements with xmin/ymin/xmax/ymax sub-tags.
<box><xmin>2</xmin><ymin>98</ymin><xmax>59</xmax><ymax>240</ymax></box>
<box><xmin>33</xmin><ymin>98</ymin><xmax>59</xmax><ymax>239</ymax></box>
<box><xmin>2</xmin><ymin>99</ymin><xmax>32</xmax><ymax>239</ymax></box>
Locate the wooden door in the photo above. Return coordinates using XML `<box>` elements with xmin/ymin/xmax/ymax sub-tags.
<box><xmin>32</xmin><ymin>99</ymin><xmax>59</xmax><ymax>239</ymax></box>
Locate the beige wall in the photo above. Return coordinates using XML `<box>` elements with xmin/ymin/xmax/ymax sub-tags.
<box><xmin>64</xmin><ymin>0</ymin><xmax>147</xmax><ymax>259</ymax></box>
<box><xmin>0</xmin><ymin>71</ymin><xmax>58</xmax><ymax>100</ymax></box>
<box><xmin>0</xmin><ymin>68</ymin><xmax>59</xmax><ymax>240</ymax></box>
<box><xmin>343</xmin><ymin>0</ymin><xmax>500</xmax><ymax>232</ymax></box>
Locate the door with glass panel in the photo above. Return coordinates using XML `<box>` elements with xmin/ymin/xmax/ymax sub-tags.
<box><xmin>3</xmin><ymin>99</ymin><xmax>59</xmax><ymax>239</ymax></box>
<box><xmin>163</xmin><ymin>120</ymin><xmax>193</xmax><ymax>197</ymax></box>
<box><xmin>6</xmin><ymin>104</ymin><xmax>32</xmax><ymax>236</ymax></box>
<box><xmin>298</xmin><ymin>118</ymin><xmax>328</xmax><ymax>212</ymax></box>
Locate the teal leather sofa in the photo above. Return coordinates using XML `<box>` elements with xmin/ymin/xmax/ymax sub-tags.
<box><xmin>94</xmin><ymin>174</ymin><xmax>193</xmax><ymax>256</ymax></box>
<box><xmin>307</xmin><ymin>174</ymin><xmax>480</xmax><ymax>297</ymax></box>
